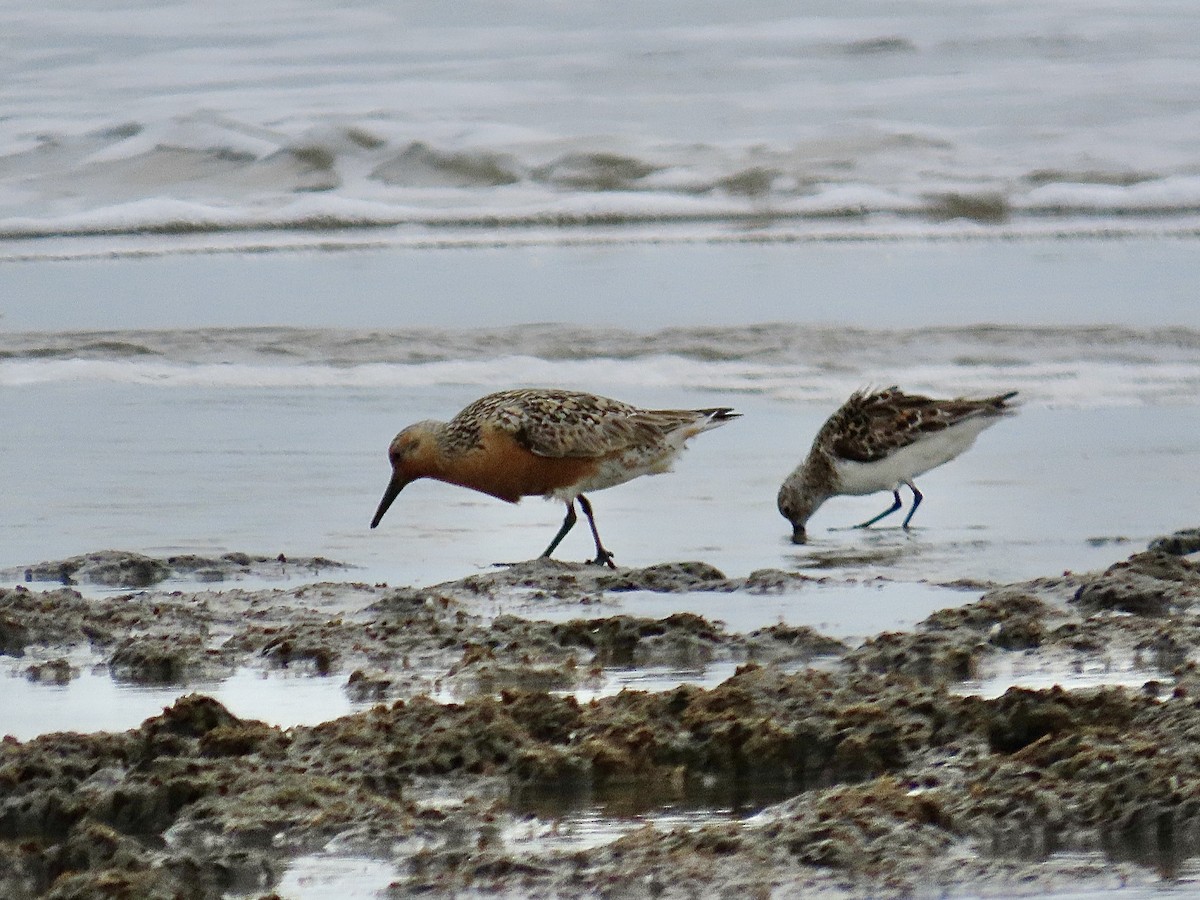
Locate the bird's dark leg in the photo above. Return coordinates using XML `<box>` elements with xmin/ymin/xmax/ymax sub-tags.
<box><xmin>577</xmin><ymin>494</ymin><xmax>616</xmax><ymax>568</ymax></box>
<box><xmin>540</xmin><ymin>501</ymin><xmax>578</xmax><ymax>560</ymax></box>
<box><xmin>900</xmin><ymin>481</ymin><xmax>923</xmax><ymax>528</ymax></box>
<box><xmin>853</xmin><ymin>489</ymin><xmax>903</xmax><ymax>529</ymax></box>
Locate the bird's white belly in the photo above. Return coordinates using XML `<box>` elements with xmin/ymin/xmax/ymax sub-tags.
<box><xmin>548</xmin><ymin>447</ymin><xmax>679</xmax><ymax>500</ymax></box>
<box><xmin>834</xmin><ymin>420</ymin><xmax>992</xmax><ymax>496</ymax></box>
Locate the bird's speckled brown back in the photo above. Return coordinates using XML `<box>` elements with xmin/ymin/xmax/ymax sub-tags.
<box><xmin>820</xmin><ymin>387</ymin><xmax>1017</xmax><ymax>464</ymax></box>
<box><xmin>440</xmin><ymin>388</ymin><xmax>730</xmax><ymax>459</ymax></box>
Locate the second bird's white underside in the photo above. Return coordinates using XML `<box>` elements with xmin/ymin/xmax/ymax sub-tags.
<box><xmin>833</xmin><ymin>415</ymin><xmax>1000</xmax><ymax>496</ymax></box>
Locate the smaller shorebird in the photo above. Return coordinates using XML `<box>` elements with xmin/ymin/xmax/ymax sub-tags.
<box><xmin>370</xmin><ymin>388</ymin><xmax>739</xmax><ymax>567</ymax></box>
<box><xmin>778</xmin><ymin>387</ymin><xmax>1017</xmax><ymax>543</ymax></box>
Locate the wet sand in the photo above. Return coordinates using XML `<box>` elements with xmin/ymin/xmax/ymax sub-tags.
<box><xmin>3</xmin><ymin>531</ymin><xmax>1200</xmax><ymax>899</ymax></box>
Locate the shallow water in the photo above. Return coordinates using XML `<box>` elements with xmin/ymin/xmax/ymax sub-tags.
<box><xmin>958</xmin><ymin>653</ymin><xmax>1164</xmax><ymax>701</ymax></box>
<box><xmin>0</xmin><ymin>665</ymin><xmax>365</xmax><ymax>742</ymax></box>
<box><xmin>265</xmin><ymin>852</ymin><xmax>1199</xmax><ymax>900</ymax></box>
<box><xmin>270</xmin><ymin>855</ymin><xmax>397</xmax><ymax>900</ymax></box>
<box><xmin>3</xmin><ymin>384</ymin><xmax>1195</xmax><ymax>593</ymax></box>
<box><xmin>484</xmin><ymin>579</ymin><xmax>972</xmax><ymax>644</ymax></box>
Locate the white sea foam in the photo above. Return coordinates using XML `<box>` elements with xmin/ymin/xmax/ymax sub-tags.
<box><xmin>0</xmin><ymin>356</ymin><xmax>809</xmax><ymax>392</ymax></box>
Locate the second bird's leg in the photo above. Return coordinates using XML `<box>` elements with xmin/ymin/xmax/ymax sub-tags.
<box><xmin>540</xmin><ymin>501</ymin><xmax>578</xmax><ymax>559</ymax></box>
<box><xmin>853</xmin><ymin>489</ymin><xmax>903</xmax><ymax>529</ymax></box>
<box><xmin>578</xmin><ymin>495</ymin><xmax>616</xmax><ymax>568</ymax></box>
<box><xmin>900</xmin><ymin>481</ymin><xmax>923</xmax><ymax>528</ymax></box>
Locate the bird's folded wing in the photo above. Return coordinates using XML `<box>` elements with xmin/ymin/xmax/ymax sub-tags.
<box><xmin>830</xmin><ymin>391</ymin><xmax>955</xmax><ymax>463</ymax></box>
<box><xmin>512</xmin><ymin>405</ymin><xmax>705</xmax><ymax>459</ymax></box>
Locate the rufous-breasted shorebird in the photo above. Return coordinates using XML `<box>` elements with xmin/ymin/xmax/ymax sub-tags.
<box><xmin>778</xmin><ymin>386</ymin><xmax>1018</xmax><ymax>543</ymax></box>
<box><xmin>370</xmin><ymin>388</ymin><xmax>740</xmax><ymax>567</ymax></box>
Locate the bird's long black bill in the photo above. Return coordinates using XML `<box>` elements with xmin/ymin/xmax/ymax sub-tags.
<box><xmin>370</xmin><ymin>474</ymin><xmax>406</xmax><ymax>528</ymax></box>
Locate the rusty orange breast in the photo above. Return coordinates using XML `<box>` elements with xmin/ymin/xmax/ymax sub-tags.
<box><xmin>434</xmin><ymin>427</ymin><xmax>600</xmax><ymax>503</ymax></box>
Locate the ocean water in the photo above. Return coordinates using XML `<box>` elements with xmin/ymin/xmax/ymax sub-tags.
<box><xmin>3</xmin><ymin>0</ymin><xmax>1200</xmax><ymax>255</ymax></box>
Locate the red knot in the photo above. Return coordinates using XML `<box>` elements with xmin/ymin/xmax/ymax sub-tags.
<box><xmin>778</xmin><ymin>386</ymin><xmax>1018</xmax><ymax>543</ymax></box>
<box><xmin>370</xmin><ymin>388</ymin><xmax>739</xmax><ymax>566</ymax></box>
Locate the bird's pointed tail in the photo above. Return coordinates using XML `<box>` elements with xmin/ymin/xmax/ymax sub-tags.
<box><xmin>695</xmin><ymin>407</ymin><xmax>741</xmax><ymax>432</ymax></box>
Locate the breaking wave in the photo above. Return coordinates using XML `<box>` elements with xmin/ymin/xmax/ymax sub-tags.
<box><xmin>5</xmin><ymin>0</ymin><xmax>1200</xmax><ymax>254</ymax></box>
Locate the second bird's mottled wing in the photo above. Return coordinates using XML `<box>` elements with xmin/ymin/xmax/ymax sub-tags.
<box><xmin>823</xmin><ymin>387</ymin><xmax>1010</xmax><ymax>463</ymax></box>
